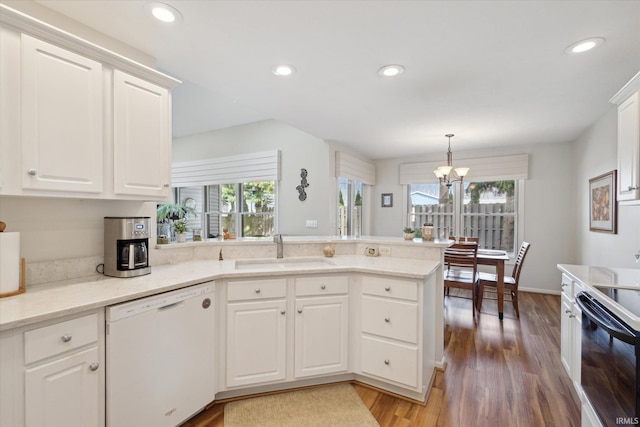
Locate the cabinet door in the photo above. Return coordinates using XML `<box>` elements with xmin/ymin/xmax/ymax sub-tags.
<box><xmin>226</xmin><ymin>299</ymin><xmax>287</xmax><ymax>387</ymax></box>
<box><xmin>21</xmin><ymin>35</ymin><xmax>103</xmax><ymax>193</ymax></box>
<box><xmin>618</xmin><ymin>91</ymin><xmax>640</xmax><ymax>201</ymax></box>
<box><xmin>25</xmin><ymin>346</ymin><xmax>101</xmax><ymax>427</ymax></box>
<box><xmin>560</xmin><ymin>293</ymin><xmax>573</xmax><ymax>378</ymax></box>
<box><xmin>113</xmin><ymin>70</ymin><xmax>170</xmax><ymax>198</ymax></box>
<box><xmin>295</xmin><ymin>295</ymin><xmax>348</xmax><ymax>378</ymax></box>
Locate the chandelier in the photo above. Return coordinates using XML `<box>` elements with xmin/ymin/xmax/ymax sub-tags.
<box><xmin>433</xmin><ymin>134</ymin><xmax>469</xmax><ymax>188</ymax></box>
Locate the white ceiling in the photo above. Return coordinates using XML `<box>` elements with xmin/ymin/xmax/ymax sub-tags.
<box><xmin>34</xmin><ymin>1</ymin><xmax>640</xmax><ymax>159</ymax></box>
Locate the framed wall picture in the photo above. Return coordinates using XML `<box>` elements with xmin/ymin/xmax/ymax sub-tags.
<box><xmin>589</xmin><ymin>170</ymin><xmax>617</xmax><ymax>234</ymax></box>
<box><xmin>381</xmin><ymin>193</ymin><xmax>393</xmax><ymax>207</ymax></box>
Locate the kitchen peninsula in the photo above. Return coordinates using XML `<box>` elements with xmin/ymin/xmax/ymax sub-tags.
<box><xmin>0</xmin><ymin>237</ymin><xmax>447</xmax><ymax>427</ymax></box>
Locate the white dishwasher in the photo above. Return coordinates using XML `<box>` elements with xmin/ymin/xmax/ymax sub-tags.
<box><xmin>106</xmin><ymin>282</ymin><xmax>215</xmax><ymax>427</ymax></box>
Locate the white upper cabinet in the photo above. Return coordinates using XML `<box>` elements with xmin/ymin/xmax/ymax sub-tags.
<box><xmin>611</xmin><ymin>72</ymin><xmax>640</xmax><ymax>203</ymax></box>
<box><xmin>21</xmin><ymin>35</ymin><xmax>104</xmax><ymax>193</ymax></box>
<box><xmin>0</xmin><ymin>4</ymin><xmax>180</xmax><ymax>200</ymax></box>
<box><xmin>113</xmin><ymin>71</ymin><xmax>170</xmax><ymax>198</ymax></box>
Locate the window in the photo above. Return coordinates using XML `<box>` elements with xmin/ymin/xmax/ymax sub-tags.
<box><xmin>408</xmin><ymin>180</ymin><xmax>519</xmax><ymax>253</ymax></box>
<box><xmin>338</xmin><ymin>177</ymin><xmax>363</xmax><ymax>237</ymax></box>
<box><xmin>175</xmin><ymin>181</ymin><xmax>276</xmax><ymax>239</ymax></box>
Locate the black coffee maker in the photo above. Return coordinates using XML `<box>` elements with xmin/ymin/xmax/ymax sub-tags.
<box><xmin>104</xmin><ymin>217</ymin><xmax>151</xmax><ymax>278</ymax></box>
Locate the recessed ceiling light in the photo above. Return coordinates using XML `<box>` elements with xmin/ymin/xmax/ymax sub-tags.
<box><xmin>272</xmin><ymin>64</ymin><xmax>296</xmax><ymax>77</ymax></box>
<box><xmin>564</xmin><ymin>37</ymin><xmax>605</xmax><ymax>55</ymax></box>
<box><xmin>378</xmin><ymin>64</ymin><xmax>405</xmax><ymax>77</ymax></box>
<box><xmin>144</xmin><ymin>2</ymin><xmax>183</xmax><ymax>24</ymax></box>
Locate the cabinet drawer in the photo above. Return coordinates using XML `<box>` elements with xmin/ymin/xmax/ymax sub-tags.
<box><xmin>361</xmin><ymin>296</ymin><xmax>418</xmax><ymax>344</ymax></box>
<box><xmin>361</xmin><ymin>336</ymin><xmax>418</xmax><ymax>388</ymax></box>
<box><xmin>362</xmin><ymin>276</ymin><xmax>418</xmax><ymax>301</ymax></box>
<box><xmin>295</xmin><ymin>276</ymin><xmax>348</xmax><ymax>296</ymax></box>
<box><xmin>227</xmin><ymin>279</ymin><xmax>287</xmax><ymax>301</ymax></box>
<box><xmin>561</xmin><ymin>274</ymin><xmax>573</xmax><ymax>299</ymax></box>
<box><xmin>24</xmin><ymin>314</ymin><xmax>98</xmax><ymax>365</ymax></box>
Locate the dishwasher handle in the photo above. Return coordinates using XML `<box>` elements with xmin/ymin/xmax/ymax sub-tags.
<box><xmin>158</xmin><ymin>301</ymin><xmax>184</xmax><ymax>311</ymax></box>
<box><xmin>576</xmin><ymin>292</ymin><xmax>638</xmax><ymax>345</ymax></box>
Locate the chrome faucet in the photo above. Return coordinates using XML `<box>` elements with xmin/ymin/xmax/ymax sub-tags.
<box><xmin>274</xmin><ymin>234</ymin><xmax>283</xmax><ymax>259</ymax></box>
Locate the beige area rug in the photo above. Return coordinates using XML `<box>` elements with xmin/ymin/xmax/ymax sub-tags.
<box><xmin>224</xmin><ymin>383</ymin><xmax>380</xmax><ymax>427</ymax></box>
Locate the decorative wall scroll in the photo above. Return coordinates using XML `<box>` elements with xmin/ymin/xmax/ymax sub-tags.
<box><xmin>297</xmin><ymin>168</ymin><xmax>309</xmax><ymax>201</ymax></box>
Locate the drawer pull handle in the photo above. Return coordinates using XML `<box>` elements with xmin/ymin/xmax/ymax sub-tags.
<box><xmin>561</xmin><ymin>283</ymin><xmax>567</xmax><ymax>287</ymax></box>
<box><xmin>61</xmin><ymin>334</ymin><xmax>72</xmax><ymax>343</ymax></box>
<box><xmin>255</xmin><ymin>289</ymin><xmax>261</xmax><ymax>294</ymax></box>
<box><xmin>384</xmin><ymin>286</ymin><xmax>391</xmax><ymax>292</ymax></box>
<box><xmin>298</xmin><ymin>308</ymin><xmax>303</xmax><ymax>314</ymax></box>
<box><xmin>565</xmin><ymin>309</ymin><xmax>572</xmax><ymax>314</ymax></box>
<box><xmin>384</xmin><ymin>317</ymin><xmax>390</xmax><ymax>323</ymax></box>
<box><xmin>384</xmin><ymin>359</ymin><xmax>390</xmax><ymax>365</ymax></box>
<box><xmin>321</xmin><ymin>285</ymin><xmax>326</xmax><ymax>290</ymax></box>
<box><xmin>569</xmin><ymin>314</ymin><xmax>576</xmax><ymax>319</ymax></box>
<box><xmin>89</xmin><ymin>363</ymin><xmax>99</xmax><ymax>371</ymax></box>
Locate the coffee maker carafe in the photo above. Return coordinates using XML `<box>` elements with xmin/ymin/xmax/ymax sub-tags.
<box><xmin>104</xmin><ymin>217</ymin><xmax>151</xmax><ymax>278</ymax></box>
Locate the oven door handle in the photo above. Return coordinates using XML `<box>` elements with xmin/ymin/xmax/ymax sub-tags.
<box><xmin>575</xmin><ymin>292</ymin><xmax>637</xmax><ymax>345</ymax></box>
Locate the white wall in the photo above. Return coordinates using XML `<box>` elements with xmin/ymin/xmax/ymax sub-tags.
<box><xmin>173</xmin><ymin>120</ymin><xmax>333</xmax><ymax>236</ymax></box>
<box><xmin>573</xmin><ymin>107</ymin><xmax>640</xmax><ymax>268</ymax></box>
<box><xmin>370</xmin><ymin>141</ymin><xmax>575</xmax><ymax>294</ymax></box>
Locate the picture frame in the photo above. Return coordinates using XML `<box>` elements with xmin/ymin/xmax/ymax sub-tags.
<box><xmin>381</xmin><ymin>193</ymin><xmax>393</xmax><ymax>208</ymax></box>
<box><xmin>589</xmin><ymin>170</ymin><xmax>617</xmax><ymax>234</ymax></box>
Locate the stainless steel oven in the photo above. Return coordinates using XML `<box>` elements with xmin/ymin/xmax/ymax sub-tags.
<box><xmin>576</xmin><ymin>290</ymin><xmax>640</xmax><ymax>427</ymax></box>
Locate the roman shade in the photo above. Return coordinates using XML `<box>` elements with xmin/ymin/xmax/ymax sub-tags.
<box><xmin>400</xmin><ymin>154</ymin><xmax>529</xmax><ymax>184</ymax></box>
<box><xmin>171</xmin><ymin>150</ymin><xmax>280</xmax><ymax>187</ymax></box>
<box><xmin>335</xmin><ymin>151</ymin><xmax>376</xmax><ymax>185</ymax></box>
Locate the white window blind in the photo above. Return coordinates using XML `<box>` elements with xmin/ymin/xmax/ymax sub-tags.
<box><xmin>335</xmin><ymin>151</ymin><xmax>376</xmax><ymax>185</ymax></box>
<box><xmin>172</xmin><ymin>150</ymin><xmax>280</xmax><ymax>187</ymax></box>
<box><xmin>400</xmin><ymin>154</ymin><xmax>529</xmax><ymax>184</ymax></box>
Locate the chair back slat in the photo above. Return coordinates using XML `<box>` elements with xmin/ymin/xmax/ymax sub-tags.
<box><xmin>444</xmin><ymin>243</ymin><xmax>478</xmax><ymax>270</ymax></box>
<box><xmin>511</xmin><ymin>241</ymin><xmax>531</xmax><ymax>287</ymax></box>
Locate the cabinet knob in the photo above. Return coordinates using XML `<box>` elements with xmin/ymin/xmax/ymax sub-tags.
<box><xmin>384</xmin><ymin>317</ymin><xmax>390</xmax><ymax>323</ymax></box>
<box><xmin>61</xmin><ymin>334</ymin><xmax>72</xmax><ymax>343</ymax></box>
<box><xmin>255</xmin><ymin>289</ymin><xmax>261</xmax><ymax>294</ymax></box>
<box><xmin>384</xmin><ymin>359</ymin><xmax>390</xmax><ymax>365</ymax></box>
<box><xmin>297</xmin><ymin>308</ymin><xmax>303</xmax><ymax>313</ymax></box>
<box><xmin>89</xmin><ymin>363</ymin><xmax>99</xmax><ymax>371</ymax></box>
<box><xmin>281</xmin><ymin>310</ymin><xmax>286</xmax><ymax>315</ymax></box>
<box><xmin>163</xmin><ymin>183</ymin><xmax>170</xmax><ymax>188</ymax></box>
<box><xmin>27</xmin><ymin>168</ymin><xmax>38</xmax><ymax>176</ymax></box>
<box><xmin>321</xmin><ymin>285</ymin><xmax>326</xmax><ymax>290</ymax></box>
<box><xmin>384</xmin><ymin>286</ymin><xmax>391</xmax><ymax>292</ymax></box>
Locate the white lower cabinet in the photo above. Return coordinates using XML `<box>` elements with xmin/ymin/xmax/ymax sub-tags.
<box><xmin>560</xmin><ymin>273</ymin><xmax>582</xmax><ymax>393</ymax></box>
<box><xmin>223</xmin><ymin>275</ymin><xmax>350</xmax><ymax>391</ymax></box>
<box><xmin>25</xmin><ymin>347</ymin><xmax>100</xmax><ymax>427</ymax></box>
<box><xmin>294</xmin><ymin>276</ymin><xmax>349</xmax><ymax>378</ymax></box>
<box><xmin>359</xmin><ymin>275</ymin><xmax>423</xmax><ymax>390</ymax></box>
<box><xmin>226</xmin><ymin>279</ymin><xmax>287</xmax><ymax>388</ymax></box>
<box><xmin>0</xmin><ymin>310</ymin><xmax>104</xmax><ymax>427</ymax></box>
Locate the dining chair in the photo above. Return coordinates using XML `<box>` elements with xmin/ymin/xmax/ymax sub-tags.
<box><xmin>444</xmin><ymin>243</ymin><xmax>479</xmax><ymax>315</ymax></box>
<box><xmin>476</xmin><ymin>241</ymin><xmax>531</xmax><ymax>318</ymax></box>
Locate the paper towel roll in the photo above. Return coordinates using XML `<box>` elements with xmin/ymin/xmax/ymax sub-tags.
<box><xmin>0</xmin><ymin>232</ymin><xmax>20</xmax><ymax>294</ymax></box>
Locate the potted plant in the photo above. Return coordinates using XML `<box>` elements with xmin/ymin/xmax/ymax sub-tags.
<box><xmin>157</xmin><ymin>202</ymin><xmax>197</xmax><ymax>243</ymax></box>
<box><xmin>403</xmin><ymin>227</ymin><xmax>416</xmax><ymax>240</ymax></box>
<box><xmin>173</xmin><ymin>218</ymin><xmax>188</xmax><ymax>243</ymax></box>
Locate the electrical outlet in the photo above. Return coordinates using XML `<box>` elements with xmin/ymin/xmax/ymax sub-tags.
<box><xmin>379</xmin><ymin>246</ymin><xmax>391</xmax><ymax>255</ymax></box>
<box><xmin>305</xmin><ymin>220</ymin><xmax>318</xmax><ymax>228</ymax></box>
<box><xmin>635</xmin><ymin>250</ymin><xmax>640</xmax><ymax>264</ymax></box>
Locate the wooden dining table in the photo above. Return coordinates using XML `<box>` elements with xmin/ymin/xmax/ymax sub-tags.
<box><xmin>476</xmin><ymin>249</ymin><xmax>510</xmax><ymax>320</ymax></box>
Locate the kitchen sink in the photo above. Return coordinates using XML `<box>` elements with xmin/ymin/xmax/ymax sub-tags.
<box><xmin>234</xmin><ymin>257</ymin><xmax>336</xmax><ymax>270</ymax></box>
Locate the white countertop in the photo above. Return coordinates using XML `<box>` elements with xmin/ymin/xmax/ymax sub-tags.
<box><xmin>0</xmin><ymin>255</ymin><xmax>440</xmax><ymax>331</ymax></box>
<box><xmin>558</xmin><ymin>264</ymin><xmax>640</xmax><ymax>329</ymax></box>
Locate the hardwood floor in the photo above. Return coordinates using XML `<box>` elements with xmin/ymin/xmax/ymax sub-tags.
<box><xmin>182</xmin><ymin>290</ymin><xmax>581</xmax><ymax>426</ymax></box>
